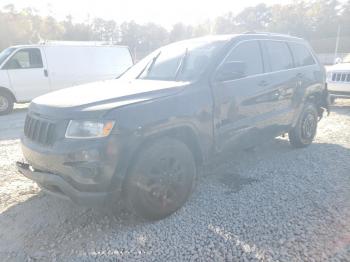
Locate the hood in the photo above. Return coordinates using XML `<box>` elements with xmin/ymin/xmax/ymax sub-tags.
<box><xmin>327</xmin><ymin>63</ymin><xmax>350</xmax><ymax>72</ymax></box>
<box><xmin>31</xmin><ymin>79</ymin><xmax>189</xmax><ymax>118</ymax></box>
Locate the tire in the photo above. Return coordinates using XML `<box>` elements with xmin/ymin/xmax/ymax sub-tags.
<box><xmin>0</xmin><ymin>92</ymin><xmax>14</xmax><ymax>115</ymax></box>
<box><xmin>125</xmin><ymin>137</ymin><xmax>196</xmax><ymax>220</ymax></box>
<box><xmin>289</xmin><ymin>103</ymin><xmax>318</xmax><ymax>148</ymax></box>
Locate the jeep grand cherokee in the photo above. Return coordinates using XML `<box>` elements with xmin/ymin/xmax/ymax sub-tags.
<box><xmin>17</xmin><ymin>33</ymin><xmax>329</xmax><ymax>220</ymax></box>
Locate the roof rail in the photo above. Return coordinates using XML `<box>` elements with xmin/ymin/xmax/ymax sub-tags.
<box><xmin>38</xmin><ymin>40</ymin><xmax>120</xmax><ymax>46</ymax></box>
<box><xmin>243</xmin><ymin>31</ymin><xmax>301</xmax><ymax>39</ymax></box>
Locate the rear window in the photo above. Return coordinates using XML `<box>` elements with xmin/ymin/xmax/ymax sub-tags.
<box><xmin>288</xmin><ymin>42</ymin><xmax>316</xmax><ymax>67</ymax></box>
<box><xmin>264</xmin><ymin>41</ymin><xmax>293</xmax><ymax>72</ymax></box>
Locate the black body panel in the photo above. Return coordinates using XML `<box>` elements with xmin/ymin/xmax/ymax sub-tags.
<box><xmin>19</xmin><ymin>33</ymin><xmax>328</xmax><ymax>206</ymax></box>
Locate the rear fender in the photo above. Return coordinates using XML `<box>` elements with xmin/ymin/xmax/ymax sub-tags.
<box><xmin>291</xmin><ymin>88</ymin><xmax>330</xmax><ymax>128</ymax></box>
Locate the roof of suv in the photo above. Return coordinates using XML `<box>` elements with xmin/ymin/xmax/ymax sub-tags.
<box><xmin>223</xmin><ymin>32</ymin><xmax>303</xmax><ymax>41</ymax></box>
<box><xmin>173</xmin><ymin>33</ymin><xmax>305</xmax><ymax>47</ymax></box>
<box><xmin>239</xmin><ymin>32</ymin><xmax>304</xmax><ymax>41</ymax></box>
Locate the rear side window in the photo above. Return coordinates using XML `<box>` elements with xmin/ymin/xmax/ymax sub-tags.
<box><xmin>226</xmin><ymin>40</ymin><xmax>263</xmax><ymax>77</ymax></box>
<box><xmin>4</xmin><ymin>48</ymin><xmax>43</xmax><ymax>70</ymax></box>
<box><xmin>264</xmin><ymin>41</ymin><xmax>293</xmax><ymax>72</ymax></box>
<box><xmin>288</xmin><ymin>42</ymin><xmax>316</xmax><ymax>67</ymax></box>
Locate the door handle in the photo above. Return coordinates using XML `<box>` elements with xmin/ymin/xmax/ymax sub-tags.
<box><xmin>44</xmin><ymin>69</ymin><xmax>48</xmax><ymax>77</ymax></box>
<box><xmin>258</xmin><ymin>80</ymin><xmax>269</xmax><ymax>87</ymax></box>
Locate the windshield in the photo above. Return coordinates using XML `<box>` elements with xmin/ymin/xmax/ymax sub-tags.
<box><xmin>121</xmin><ymin>39</ymin><xmax>226</xmax><ymax>82</ymax></box>
<box><xmin>0</xmin><ymin>47</ymin><xmax>16</xmax><ymax>66</ymax></box>
<box><xmin>342</xmin><ymin>54</ymin><xmax>350</xmax><ymax>63</ymax></box>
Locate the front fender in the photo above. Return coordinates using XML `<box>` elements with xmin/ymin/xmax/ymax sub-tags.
<box><xmin>105</xmin><ymin>83</ymin><xmax>214</xmax><ymax>191</ymax></box>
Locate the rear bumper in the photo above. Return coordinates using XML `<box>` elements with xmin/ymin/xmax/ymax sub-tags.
<box><xmin>17</xmin><ymin>162</ymin><xmax>108</xmax><ymax>206</ymax></box>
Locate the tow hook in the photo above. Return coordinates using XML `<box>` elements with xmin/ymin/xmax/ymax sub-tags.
<box><xmin>16</xmin><ymin>161</ymin><xmax>30</xmax><ymax>173</ymax></box>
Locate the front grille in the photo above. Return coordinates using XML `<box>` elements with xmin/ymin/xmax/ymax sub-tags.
<box><xmin>331</xmin><ymin>72</ymin><xmax>350</xmax><ymax>82</ymax></box>
<box><xmin>24</xmin><ymin>115</ymin><xmax>56</xmax><ymax>146</ymax></box>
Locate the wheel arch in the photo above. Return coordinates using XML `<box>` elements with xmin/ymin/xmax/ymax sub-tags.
<box><xmin>304</xmin><ymin>90</ymin><xmax>328</xmax><ymax>118</ymax></box>
<box><xmin>117</xmin><ymin>125</ymin><xmax>204</xmax><ymax>200</ymax></box>
<box><xmin>134</xmin><ymin>125</ymin><xmax>204</xmax><ymax>166</ymax></box>
<box><xmin>291</xmin><ymin>89</ymin><xmax>328</xmax><ymax>128</ymax></box>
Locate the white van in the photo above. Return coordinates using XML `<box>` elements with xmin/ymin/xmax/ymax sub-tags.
<box><xmin>0</xmin><ymin>42</ymin><xmax>133</xmax><ymax>114</ymax></box>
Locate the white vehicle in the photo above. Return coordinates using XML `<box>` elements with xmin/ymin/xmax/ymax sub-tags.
<box><xmin>326</xmin><ymin>54</ymin><xmax>350</xmax><ymax>102</ymax></box>
<box><xmin>0</xmin><ymin>42</ymin><xmax>133</xmax><ymax>115</ymax></box>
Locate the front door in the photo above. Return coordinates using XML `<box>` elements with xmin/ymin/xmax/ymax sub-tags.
<box><xmin>4</xmin><ymin>48</ymin><xmax>50</xmax><ymax>102</ymax></box>
<box><xmin>211</xmin><ymin>40</ymin><xmax>284</xmax><ymax>151</ymax></box>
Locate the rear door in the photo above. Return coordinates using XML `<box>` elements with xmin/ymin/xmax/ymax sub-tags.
<box><xmin>260</xmin><ymin>40</ymin><xmax>297</xmax><ymax>126</ymax></box>
<box><xmin>212</xmin><ymin>40</ymin><xmax>283</xmax><ymax>151</ymax></box>
<box><xmin>4</xmin><ymin>48</ymin><xmax>50</xmax><ymax>101</ymax></box>
<box><xmin>287</xmin><ymin>41</ymin><xmax>321</xmax><ymax>103</ymax></box>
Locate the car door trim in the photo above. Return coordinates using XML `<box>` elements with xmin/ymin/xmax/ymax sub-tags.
<box><xmin>213</xmin><ymin>38</ymin><xmax>319</xmax><ymax>84</ymax></box>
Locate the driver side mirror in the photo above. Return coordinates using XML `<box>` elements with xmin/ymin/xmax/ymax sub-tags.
<box><xmin>216</xmin><ymin>61</ymin><xmax>246</xmax><ymax>81</ymax></box>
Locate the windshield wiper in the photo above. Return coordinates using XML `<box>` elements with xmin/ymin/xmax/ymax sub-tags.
<box><xmin>175</xmin><ymin>48</ymin><xmax>189</xmax><ymax>81</ymax></box>
<box><xmin>137</xmin><ymin>51</ymin><xmax>161</xmax><ymax>79</ymax></box>
<box><xmin>116</xmin><ymin>65</ymin><xmax>132</xmax><ymax>79</ymax></box>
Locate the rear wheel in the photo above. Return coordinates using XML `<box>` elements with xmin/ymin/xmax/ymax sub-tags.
<box><xmin>289</xmin><ymin>103</ymin><xmax>318</xmax><ymax>148</ymax></box>
<box><xmin>125</xmin><ymin>137</ymin><xmax>196</xmax><ymax>220</ymax></box>
<box><xmin>0</xmin><ymin>92</ymin><xmax>14</xmax><ymax>115</ymax></box>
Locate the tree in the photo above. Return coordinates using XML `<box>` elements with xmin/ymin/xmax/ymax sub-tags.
<box><xmin>139</xmin><ymin>23</ymin><xmax>169</xmax><ymax>51</ymax></box>
<box><xmin>267</xmin><ymin>2</ymin><xmax>313</xmax><ymax>37</ymax></box>
<box><xmin>92</xmin><ymin>18</ymin><xmax>119</xmax><ymax>42</ymax></box>
<box><xmin>169</xmin><ymin>23</ymin><xmax>193</xmax><ymax>42</ymax></box>
<box><xmin>193</xmin><ymin>20</ymin><xmax>212</xmax><ymax>37</ymax></box>
<box><xmin>40</xmin><ymin>16</ymin><xmax>64</xmax><ymax>41</ymax></box>
<box><xmin>61</xmin><ymin>15</ymin><xmax>93</xmax><ymax>40</ymax></box>
<box><xmin>339</xmin><ymin>0</ymin><xmax>350</xmax><ymax>36</ymax></box>
<box><xmin>1</xmin><ymin>1</ymin><xmax>350</xmax><ymax>54</ymax></box>
<box><xmin>235</xmin><ymin>3</ymin><xmax>271</xmax><ymax>32</ymax></box>
<box><xmin>308</xmin><ymin>0</ymin><xmax>340</xmax><ymax>38</ymax></box>
<box><xmin>213</xmin><ymin>13</ymin><xmax>237</xmax><ymax>34</ymax></box>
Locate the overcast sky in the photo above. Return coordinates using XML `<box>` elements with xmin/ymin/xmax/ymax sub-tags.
<box><xmin>1</xmin><ymin>0</ymin><xmax>291</xmax><ymax>28</ymax></box>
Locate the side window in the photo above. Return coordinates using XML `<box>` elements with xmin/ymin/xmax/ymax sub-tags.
<box><xmin>264</xmin><ymin>41</ymin><xmax>293</xmax><ymax>72</ymax></box>
<box><xmin>226</xmin><ymin>40</ymin><xmax>263</xmax><ymax>77</ymax></box>
<box><xmin>4</xmin><ymin>49</ymin><xmax>43</xmax><ymax>70</ymax></box>
<box><xmin>288</xmin><ymin>42</ymin><xmax>316</xmax><ymax>67</ymax></box>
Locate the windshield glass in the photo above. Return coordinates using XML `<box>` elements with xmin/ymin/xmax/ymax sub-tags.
<box><xmin>121</xmin><ymin>39</ymin><xmax>226</xmax><ymax>81</ymax></box>
<box><xmin>0</xmin><ymin>47</ymin><xmax>16</xmax><ymax>66</ymax></box>
<box><xmin>342</xmin><ymin>54</ymin><xmax>350</xmax><ymax>63</ymax></box>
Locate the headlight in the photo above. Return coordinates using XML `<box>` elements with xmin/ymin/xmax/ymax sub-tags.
<box><xmin>326</xmin><ymin>71</ymin><xmax>332</xmax><ymax>81</ymax></box>
<box><xmin>65</xmin><ymin>120</ymin><xmax>115</xmax><ymax>139</ymax></box>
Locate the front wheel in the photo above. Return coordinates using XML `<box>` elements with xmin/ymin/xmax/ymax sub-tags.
<box><xmin>289</xmin><ymin>103</ymin><xmax>318</xmax><ymax>148</ymax></box>
<box><xmin>0</xmin><ymin>92</ymin><xmax>14</xmax><ymax>115</ymax></box>
<box><xmin>125</xmin><ymin>137</ymin><xmax>196</xmax><ymax>220</ymax></box>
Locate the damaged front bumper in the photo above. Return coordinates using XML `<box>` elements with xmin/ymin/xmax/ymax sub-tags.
<box><xmin>17</xmin><ymin>161</ymin><xmax>109</xmax><ymax>206</ymax></box>
<box><xmin>18</xmin><ymin>133</ymin><xmax>127</xmax><ymax>206</ymax></box>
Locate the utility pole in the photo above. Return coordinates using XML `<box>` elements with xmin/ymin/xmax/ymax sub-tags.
<box><xmin>334</xmin><ymin>25</ymin><xmax>341</xmax><ymax>63</ymax></box>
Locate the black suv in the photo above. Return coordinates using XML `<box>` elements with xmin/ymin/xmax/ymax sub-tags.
<box><xmin>18</xmin><ymin>33</ymin><xmax>329</xmax><ymax>220</ymax></box>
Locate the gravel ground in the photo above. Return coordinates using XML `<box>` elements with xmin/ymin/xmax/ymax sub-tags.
<box><xmin>0</xmin><ymin>101</ymin><xmax>350</xmax><ymax>261</ymax></box>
